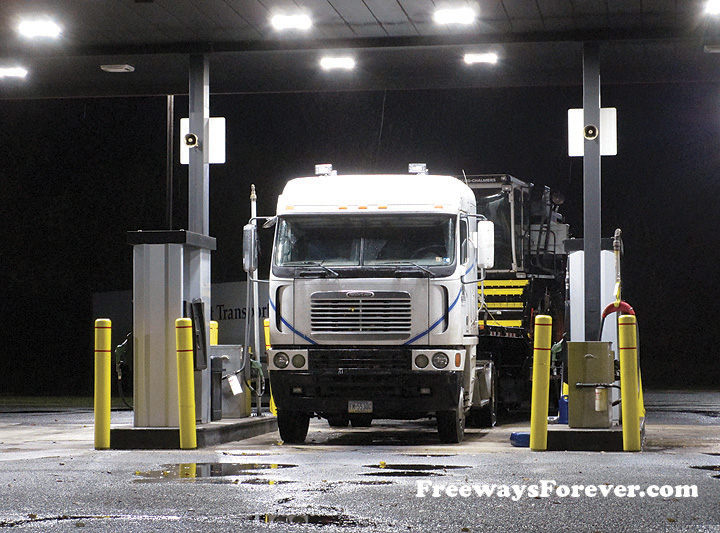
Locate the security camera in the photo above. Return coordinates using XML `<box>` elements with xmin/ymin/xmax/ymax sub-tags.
<box><xmin>583</xmin><ymin>124</ymin><xmax>599</xmax><ymax>140</ymax></box>
<box><xmin>184</xmin><ymin>133</ymin><xmax>199</xmax><ymax>147</ymax></box>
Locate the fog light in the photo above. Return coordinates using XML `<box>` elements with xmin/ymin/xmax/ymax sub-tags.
<box><xmin>273</xmin><ymin>352</ymin><xmax>289</xmax><ymax>369</ymax></box>
<box><xmin>415</xmin><ymin>353</ymin><xmax>429</xmax><ymax>369</ymax></box>
<box><xmin>292</xmin><ymin>386</ymin><xmax>303</xmax><ymax>395</ymax></box>
<box><xmin>432</xmin><ymin>352</ymin><xmax>449</xmax><ymax>369</ymax></box>
<box><xmin>420</xmin><ymin>387</ymin><xmax>432</xmax><ymax>395</ymax></box>
<box><xmin>291</xmin><ymin>354</ymin><xmax>306</xmax><ymax>368</ymax></box>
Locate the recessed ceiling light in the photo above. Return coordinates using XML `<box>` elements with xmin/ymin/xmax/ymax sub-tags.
<box><xmin>0</xmin><ymin>67</ymin><xmax>28</xmax><ymax>78</ymax></box>
<box><xmin>319</xmin><ymin>56</ymin><xmax>355</xmax><ymax>70</ymax></box>
<box><xmin>100</xmin><ymin>64</ymin><xmax>135</xmax><ymax>73</ymax></box>
<box><xmin>464</xmin><ymin>52</ymin><xmax>498</xmax><ymax>64</ymax></box>
<box><xmin>271</xmin><ymin>14</ymin><xmax>312</xmax><ymax>30</ymax></box>
<box><xmin>433</xmin><ymin>7</ymin><xmax>476</xmax><ymax>25</ymax></box>
<box><xmin>18</xmin><ymin>19</ymin><xmax>61</xmax><ymax>38</ymax></box>
<box><xmin>705</xmin><ymin>0</ymin><xmax>720</xmax><ymax>15</ymax></box>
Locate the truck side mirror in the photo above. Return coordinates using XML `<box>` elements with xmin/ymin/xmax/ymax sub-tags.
<box><xmin>476</xmin><ymin>220</ymin><xmax>494</xmax><ymax>269</ymax></box>
<box><xmin>243</xmin><ymin>223</ymin><xmax>258</xmax><ymax>273</ymax></box>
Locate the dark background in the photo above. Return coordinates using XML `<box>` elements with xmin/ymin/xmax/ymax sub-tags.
<box><xmin>1</xmin><ymin>82</ymin><xmax>718</xmax><ymax>395</ymax></box>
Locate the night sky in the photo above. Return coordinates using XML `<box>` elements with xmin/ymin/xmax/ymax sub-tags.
<box><xmin>2</xmin><ymin>81</ymin><xmax>719</xmax><ymax>396</ymax></box>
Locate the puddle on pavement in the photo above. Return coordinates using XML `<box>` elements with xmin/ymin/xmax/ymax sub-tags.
<box><xmin>691</xmin><ymin>464</ymin><xmax>720</xmax><ymax>478</ymax></box>
<box><xmin>240</xmin><ymin>478</ymin><xmax>295</xmax><ymax>485</ymax></box>
<box><xmin>361</xmin><ymin>470</ymin><xmax>443</xmax><ymax>477</ymax></box>
<box><xmin>248</xmin><ymin>513</ymin><xmax>370</xmax><ymax>527</ymax></box>
<box><xmin>360</xmin><ymin>463</ymin><xmax>469</xmax><ymax>477</ymax></box>
<box><xmin>341</xmin><ymin>480</ymin><xmax>393</xmax><ymax>485</ymax></box>
<box><xmin>691</xmin><ymin>410</ymin><xmax>720</xmax><ymax>418</ymax></box>
<box><xmin>134</xmin><ymin>463</ymin><xmax>297</xmax><ymax>481</ymax></box>
<box><xmin>404</xmin><ymin>454</ymin><xmax>458</xmax><ymax>458</ymax></box>
<box><xmin>364</xmin><ymin>463</ymin><xmax>469</xmax><ymax>471</ymax></box>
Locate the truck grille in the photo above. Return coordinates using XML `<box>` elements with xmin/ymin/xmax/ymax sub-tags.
<box><xmin>309</xmin><ymin>349</ymin><xmax>411</xmax><ymax>371</ymax></box>
<box><xmin>310</xmin><ymin>291</ymin><xmax>412</xmax><ymax>335</ymax></box>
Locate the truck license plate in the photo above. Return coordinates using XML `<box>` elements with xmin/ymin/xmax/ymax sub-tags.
<box><xmin>348</xmin><ymin>400</ymin><xmax>373</xmax><ymax>414</ymax></box>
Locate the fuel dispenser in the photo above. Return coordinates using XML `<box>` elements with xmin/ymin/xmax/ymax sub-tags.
<box><xmin>127</xmin><ymin>229</ymin><xmax>215</xmax><ymax>428</ymax></box>
<box><xmin>567</xmin><ymin>341</ymin><xmax>615</xmax><ymax>428</ymax></box>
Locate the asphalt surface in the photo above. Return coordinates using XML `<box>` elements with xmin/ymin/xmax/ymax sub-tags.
<box><xmin>0</xmin><ymin>390</ymin><xmax>719</xmax><ymax>532</ymax></box>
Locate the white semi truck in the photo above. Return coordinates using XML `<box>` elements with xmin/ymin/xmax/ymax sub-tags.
<box><xmin>261</xmin><ymin>169</ymin><xmax>497</xmax><ymax>443</ymax></box>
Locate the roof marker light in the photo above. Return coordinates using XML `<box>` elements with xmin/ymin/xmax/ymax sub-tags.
<box><xmin>433</xmin><ymin>7</ymin><xmax>476</xmax><ymax>25</ymax></box>
<box><xmin>0</xmin><ymin>67</ymin><xmax>28</xmax><ymax>78</ymax></box>
<box><xmin>705</xmin><ymin>0</ymin><xmax>720</xmax><ymax>15</ymax></box>
<box><xmin>18</xmin><ymin>20</ymin><xmax>61</xmax><ymax>38</ymax></box>
<box><xmin>315</xmin><ymin>163</ymin><xmax>334</xmax><ymax>175</ymax></box>
<box><xmin>464</xmin><ymin>52</ymin><xmax>498</xmax><ymax>64</ymax></box>
<box><xmin>271</xmin><ymin>14</ymin><xmax>312</xmax><ymax>30</ymax></box>
<box><xmin>101</xmin><ymin>64</ymin><xmax>135</xmax><ymax>73</ymax></box>
<box><xmin>408</xmin><ymin>163</ymin><xmax>428</xmax><ymax>174</ymax></box>
<box><xmin>320</xmin><ymin>56</ymin><xmax>355</xmax><ymax>70</ymax></box>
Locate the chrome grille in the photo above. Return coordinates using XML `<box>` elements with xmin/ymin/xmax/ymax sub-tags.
<box><xmin>310</xmin><ymin>291</ymin><xmax>411</xmax><ymax>335</ymax></box>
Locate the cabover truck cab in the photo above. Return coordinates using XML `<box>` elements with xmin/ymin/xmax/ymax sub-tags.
<box><xmin>267</xmin><ymin>173</ymin><xmax>495</xmax><ymax>443</ymax></box>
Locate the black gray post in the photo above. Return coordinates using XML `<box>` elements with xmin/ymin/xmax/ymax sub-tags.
<box><xmin>187</xmin><ymin>54</ymin><xmax>212</xmax><ymax>423</ymax></box>
<box><xmin>583</xmin><ymin>42</ymin><xmax>601</xmax><ymax>341</ymax></box>
<box><xmin>188</xmin><ymin>54</ymin><xmax>210</xmax><ymax>235</ymax></box>
<box><xmin>165</xmin><ymin>94</ymin><xmax>174</xmax><ymax>230</ymax></box>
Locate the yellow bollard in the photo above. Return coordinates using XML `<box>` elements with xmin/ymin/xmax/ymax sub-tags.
<box><xmin>264</xmin><ymin>318</ymin><xmax>277</xmax><ymax>416</ymax></box>
<box><xmin>210</xmin><ymin>320</ymin><xmax>218</xmax><ymax>346</ymax></box>
<box><xmin>94</xmin><ymin>318</ymin><xmax>112</xmax><ymax>450</ymax></box>
<box><xmin>263</xmin><ymin>318</ymin><xmax>271</xmax><ymax>351</ymax></box>
<box><xmin>619</xmin><ymin>315</ymin><xmax>641</xmax><ymax>451</ymax></box>
<box><xmin>530</xmin><ymin>315</ymin><xmax>553</xmax><ymax>451</ymax></box>
<box><xmin>175</xmin><ymin>318</ymin><xmax>197</xmax><ymax>449</ymax></box>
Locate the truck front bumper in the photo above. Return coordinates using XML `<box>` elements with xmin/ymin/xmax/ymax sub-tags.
<box><xmin>269</xmin><ymin>369</ymin><xmax>462</xmax><ymax>419</ymax></box>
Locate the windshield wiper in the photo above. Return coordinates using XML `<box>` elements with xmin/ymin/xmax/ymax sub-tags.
<box><xmin>373</xmin><ymin>261</ymin><xmax>437</xmax><ymax>277</ymax></box>
<box><xmin>292</xmin><ymin>261</ymin><xmax>339</xmax><ymax>277</ymax></box>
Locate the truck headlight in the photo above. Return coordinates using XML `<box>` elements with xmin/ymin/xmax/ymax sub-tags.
<box><xmin>273</xmin><ymin>352</ymin><xmax>290</xmax><ymax>369</ymax></box>
<box><xmin>415</xmin><ymin>353</ymin><xmax>429</xmax><ymax>369</ymax></box>
<box><xmin>291</xmin><ymin>354</ymin><xmax>306</xmax><ymax>368</ymax></box>
<box><xmin>432</xmin><ymin>352</ymin><xmax>449</xmax><ymax>369</ymax></box>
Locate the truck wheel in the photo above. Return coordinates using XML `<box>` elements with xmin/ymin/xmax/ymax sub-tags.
<box><xmin>277</xmin><ymin>409</ymin><xmax>310</xmax><ymax>444</ymax></box>
<box><xmin>326</xmin><ymin>416</ymin><xmax>349</xmax><ymax>427</ymax></box>
<box><xmin>437</xmin><ymin>388</ymin><xmax>465</xmax><ymax>443</ymax></box>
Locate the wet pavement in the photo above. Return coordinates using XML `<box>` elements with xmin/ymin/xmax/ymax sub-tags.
<box><xmin>0</xmin><ymin>390</ymin><xmax>719</xmax><ymax>531</ymax></box>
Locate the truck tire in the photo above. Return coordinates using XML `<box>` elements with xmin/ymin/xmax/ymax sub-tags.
<box><xmin>436</xmin><ymin>388</ymin><xmax>465</xmax><ymax>443</ymax></box>
<box><xmin>277</xmin><ymin>409</ymin><xmax>310</xmax><ymax>444</ymax></box>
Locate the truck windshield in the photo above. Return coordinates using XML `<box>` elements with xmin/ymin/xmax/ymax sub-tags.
<box><xmin>274</xmin><ymin>214</ymin><xmax>455</xmax><ymax>268</ymax></box>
